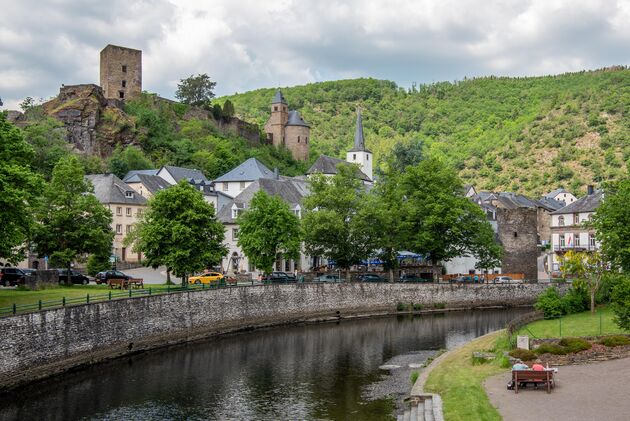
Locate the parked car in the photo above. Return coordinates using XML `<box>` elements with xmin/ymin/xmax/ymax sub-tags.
<box><xmin>314</xmin><ymin>274</ymin><xmax>341</xmax><ymax>283</ymax></box>
<box><xmin>95</xmin><ymin>271</ymin><xmax>108</xmax><ymax>284</ymax></box>
<box><xmin>21</xmin><ymin>268</ymin><xmax>37</xmax><ymax>276</ymax></box>
<box><xmin>189</xmin><ymin>271</ymin><xmax>225</xmax><ymax>285</ymax></box>
<box><xmin>262</xmin><ymin>272</ymin><xmax>297</xmax><ymax>283</ymax></box>
<box><xmin>357</xmin><ymin>273</ymin><xmax>387</xmax><ymax>282</ymax></box>
<box><xmin>95</xmin><ymin>270</ymin><xmax>132</xmax><ymax>284</ymax></box>
<box><xmin>450</xmin><ymin>275</ymin><xmax>473</xmax><ymax>283</ymax></box>
<box><xmin>493</xmin><ymin>276</ymin><xmax>514</xmax><ymax>283</ymax></box>
<box><xmin>56</xmin><ymin>269</ymin><xmax>91</xmax><ymax>285</ymax></box>
<box><xmin>0</xmin><ymin>267</ymin><xmax>27</xmax><ymax>286</ymax></box>
<box><xmin>399</xmin><ymin>274</ymin><xmax>432</xmax><ymax>283</ymax></box>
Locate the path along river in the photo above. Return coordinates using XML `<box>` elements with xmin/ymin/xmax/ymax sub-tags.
<box><xmin>0</xmin><ymin>308</ymin><xmax>528</xmax><ymax>421</ymax></box>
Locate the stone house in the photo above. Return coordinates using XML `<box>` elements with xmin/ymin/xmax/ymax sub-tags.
<box><xmin>264</xmin><ymin>90</ymin><xmax>310</xmax><ymax>161</ymax></box>
<box><xmin>549</xmin><ymin>187</ymin><xmax>602</xmax><ymax>273</ymax></box>
<box><xmin>86</xmin><ymin>174</ymin><xmax>147</xmax><ymax>263</ymax></box>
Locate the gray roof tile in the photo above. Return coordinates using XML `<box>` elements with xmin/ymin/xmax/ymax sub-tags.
<box><xmin>272</xmin><ymin>89</ymin><xmax>288</xmax><ymax>105</ymax></box>
<box><xmin>162</xmin><ymin>165</ymin><xmax>209</xmax><ymax>183</ymax></box>
<box><xmin>551</xmin><ymin>191</ymin><xmax>603</xmax><ymax>215</ymax></box>
<box><xmin>307</xmin><ymin>155</ymin><xmax>370</xmax><ymax>181</ymax></box>
<box><xmin>213</xmin><ymin>158</ymin><xmax>274</xmax><ymax>183</ymax></box>
<box><xmin>123</xmin><ymin>169</ymin><xmax>159</xmax><ymax>182</ymax></box>
<box><xmin>129</xmin><ymin>174</ymin><xmax>171</xmax><ymax>195</ymax></box>
<box><xmin>286</xmin><ymin>110</ymin><xmax>310</xmax><ymax>127</ymax></box>
<box><xmin>348</xmin><ymin>109</ymin><xmax>371</xmax><ymax>153</ymax></box>
<box><xmin>86</xmin><ymin>174</ymin><xmax>147</xmax><ymax>205</ymax></box>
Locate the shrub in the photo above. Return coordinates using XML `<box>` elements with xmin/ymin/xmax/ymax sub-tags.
<box><xmin>534</xmin><ymin>343</ymin><xmax>568</xmax><ymax>355</ymax></box>
<box><xmin>508</xmin><ymin>348</ymin><xmax>537</xmax><ymax>361</ymax></box>
<box><xmin>611</xmin><ymin>277</ymin><xmax>630</xmax><ymax>331</ymax></box>
<box><xmin>397</xmin><ymin>302</ymin><xmax>406</xmax><ymax>311</ymax></box>
<box><xmin>599</xmin><ymin>335</ymin><xmax>630</xmax><ymax>347</ymax></box>
<box><xmin>15</xmin><ymin>285</ymin><xmax>31</xmax><ymax>292</ymax></box>
<box><xmin>596</xmin><ymin>273</ymin><xmax>623</xmax><ymax>304</ymax></box>
<box><xmin>561</xmin><ymin>281</ymin><xmax>589</xmax><ymax>314</ymax></box>
<box><xmin>558</xmin><ymin>337</ymin><xmax>592</xmax><ymax>353</ymax></box>
<box><xmin>410</xmin><ymin>371</ymin><xmax>419</xmax><ymax>385</ymax></box>
<box><xmin>434</xmin><ymin>302</ymin><xmax>446</xmax><ymax>309</ymax></box>
<box><xmin>413</xmin><ymin>303</ymin><xmax>423</xmax><ymax>311</ymax></box>
<box><xmin>534</xmin><ymin>287</ymin><xmax>565</xmax><ymax>318</ymax></box>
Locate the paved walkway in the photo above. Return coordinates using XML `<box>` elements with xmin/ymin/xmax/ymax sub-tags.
<box><xmin>485</xmin><ymin>357</ymin><xmax>630</xmax><ymax>421</ymax></box>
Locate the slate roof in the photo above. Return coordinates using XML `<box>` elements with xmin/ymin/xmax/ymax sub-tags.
<box><xmin>217</xmin><ymin>177</ymin><xmax>309</xmax><ymax>223</ymax></box>
<box><xmin>162</xmin><ymin>165</ymin><xmax>209</xmax><ymax>183</ymax></box>
<box><xmin>348</xmin><ymin>109</ymin><xmax>370</xmax><ymax>153</ymax></box>
<box><xmin>86</xmin><ymin>174</ymin><xmax>147</xmax><ymax>205</ymax></box>
<box><xmin>537</xmin><ymin>197</ymin><xmax>566</xmax><ymax>212</ymax></box>
<box><xmin>307</xmin><ymin>155</ymin><xmax>371</xmax><ymax>181</ymax></box>
<box><xmin>492</xmin><ymin>192</ymin><xmax>540</xmax><ymax>209</ymax></box>
<box><xmin>213</xmin><ymin>158</ymin><xmax>274</xmax><ymax>183</ymax></box>
<box><xmin>286</xmin><ymin>110</ymin><xmax>310</xmax><ymax>127</ymax></box>
<box><xmin>544</xmin><ymin>188</ymin><xmax>571</xmax><ymax>200</ymax></box>
<box><xmin>123</xmin><ymin>169</ymin><xmax>159</xmax><ymax>182</ymax></box>
<box><xmin>272</xmin><ymin>89</ymin><xmax>288</xmax><ymax>105</ymax></box>
<box><xmin>551</xmin><ymin>191</ymin><xmax>603</xmax><ymax>215</ymax></box>
<box><xmin>127</xmin><ymin>174</ymin><xmax>171</xmax><ymax>195</ymax></box>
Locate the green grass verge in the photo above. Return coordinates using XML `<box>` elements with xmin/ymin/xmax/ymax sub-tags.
<box><xmin>518</xmin><ymin>306</ymin><xmax>624</xmax><ymax>339</ymax></box>
<box><xmin>424</xmin><ymin>330</ymin><xmax>510</xmax><ymax>421</ymax></box>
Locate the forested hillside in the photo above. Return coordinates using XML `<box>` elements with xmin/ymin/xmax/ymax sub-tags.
<box><xmin>220</xmin><ymin>67</ymin><xmax>629</xmax><ymax>196</ymax></box>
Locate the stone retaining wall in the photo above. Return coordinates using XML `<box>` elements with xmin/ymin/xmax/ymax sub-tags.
<box><xmin>0</xmin><ymin>283</ymin><xmax>566</xmax><ymax>391</ymax></box>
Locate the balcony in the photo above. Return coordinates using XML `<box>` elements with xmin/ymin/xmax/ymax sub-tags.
<box><xmin>553</xmin><ymin>244</ymin><xmax>599</xmax><ymax>252</ymax></box>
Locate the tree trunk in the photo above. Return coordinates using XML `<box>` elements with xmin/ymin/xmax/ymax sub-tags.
<box><xmin>166</xmin><ymin>268</ymin><xmax>171</xmax><ymax>284</ymax></box>
<box><xmin>591</xmin><ymin>289</ymin><xmax>596</xmax><ymax>314</ymax></box>
<box><xmin>432</xmin><ymin>260</ymin><xmax>439</xmax><ymax>282</ymax></box>
<box><xmin>389</xmin><ymin>268</ymin><xmax>394</xmax><ymax>283</ymax></box>
<box><xmin>346</xmin><ymin>269</ymin><xmax>351</xmax><ymax>282</ymax></box>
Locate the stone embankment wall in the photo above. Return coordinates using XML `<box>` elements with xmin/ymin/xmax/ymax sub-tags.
<box><xmin>0</xmin><ymin>283</ymin><xmax>565</xmax><ymax>391</ymax></box>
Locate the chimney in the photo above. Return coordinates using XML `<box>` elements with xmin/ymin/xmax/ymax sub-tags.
<box><xmin>274</xmin><ymin>167</ymin><xmax>279</xmax><ymax>180</ymax></box>
<box><xmin>587</xmin><ymin>185</ymin><xmax>594</xmax><ymax>195</ymax></box>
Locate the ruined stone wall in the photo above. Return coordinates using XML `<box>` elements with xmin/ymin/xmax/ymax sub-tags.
<box><xmin>0</xmin><ymin>282</ymin><xmax>564</xmax><ymax>391</ymax></box>
<box><xmin>100</xmin><ymin>45</ymin><xmax>142</xmax><ymax>100</ymax></box>
<box><xmin>497</xmin><ymin>208</ymin><xmax>539</xmax><ymax>280</ymax></box>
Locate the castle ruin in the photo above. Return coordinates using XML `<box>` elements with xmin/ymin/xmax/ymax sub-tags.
<box><xmin>100</xmin><ymin>44</ymin><xmax>142</xmax><ymax>101</ymax></box>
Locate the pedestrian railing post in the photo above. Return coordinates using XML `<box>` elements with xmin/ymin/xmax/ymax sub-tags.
<box><xmin>149</xmin><ymin>288</ymin><xmax>152</xmax><ymax>296</ymax></box>
<box><xmin>38</xmin><ymin>300</ymin><xmax>42</xmax><ymax>311</ymax></box>
<box><xmin>12</xmin><ymin>303</ymin><xmax>16</xmax><ymax>315</ymax></box>
<box><xmin>86</xmin><ymin>294</ymin><xmax>90</xmax><ymax>304</ymax></box>
<box><xmin>129</xmin><ymin>289</ymin><xmax>132</xmax><ymax>298</ymax></box>
<box><xmin>109</xmin><ymin>291</ymin><xmax>112</xmax><ymax>300</ymax></box>
<box><xmin>559</xmin><ymin>317</ymin><xmax>562</xmax><ymax>337</ymax></box>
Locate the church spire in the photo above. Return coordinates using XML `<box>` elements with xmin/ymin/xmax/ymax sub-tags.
<box><xmin>350</xmin><ymin>108</ymin><xmax>370</xmax><ymax>152</ymax></box>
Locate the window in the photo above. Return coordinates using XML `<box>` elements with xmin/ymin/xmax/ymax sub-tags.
<box><xmin>367</xmin><ymin>155</ymin><xmax>369</xmax><ymax>160</ymax></box>
<box><xmin>558</xmin><ymin>216</ymin><xmax>564</xmax><ymax>226</ymax></box>
<box><xmin>232</xmin><ymin>228</ymin><xmax>239</xmax><ymax>240</ymax></box>
<box><xmin>575</xmin><ymin>235</ymin><xmax>580</xmax><ymax>247</ymax></box>
<box><xmin>305</xmin><ymin>137</ymin><xmax>308</xmax><ymax>144</ymax></box>
<box><xmin>240</xmin><ymin>181</ymin><xmax>246</xmax><ymax>191</ymax></box>
<box><xmin>116</xmin><ymin>207</ymin><xmax>122</xmax><ymax>216</ymax></box>
<box><xmin>574</xmin><ymin>213</ymin><xmax>579</xmax><ymax>225</ymax></box>
<box><xmin>231</xmin><ymin>208</ymin><xmax>240</xmax><ymax>219</ymax></box>
<box><xmin>122</xmin><ymin>80</ymin><xmax>127</xmax><ymax>88</ymax></box>
<box><xmin>274</xmin><ymin>106</ymin><xmax>278</xmax><ymax>111</ymax></box>
<box><xmin>560</xmin><ymin>234</ymin><xmax>565</xmax><ymax>247</ymax></box>
<box><xmin>126</xmin><ymin>225</ymin><xmax>132</xmax><ymax>234</ymax></box>
<box><xmin>119</xmin><ymin>91</ymin><xmax>125</xmax><ymax>99</ymax></box>
<box><xmin>223</xmin><ymin>182</ymin><xmax>228</xmax><ymax>192</ymax></box>
<box><xmin>122</xmin><ymin>65</ymin><xmax>127</xmax><ymax>72</ymax></box>
<box><xmin>125</xmin><ymin>191</ymin><xmax>134</xmax><ymax>198</ymax></box>
<box><xmin>513</xmin><ymin>231</ymin><xmax>518</xmax><ymax>238</ymax></box>
<box><xmin>285</xmin><ymin>259</ymin><xmax>291</xmax><ymax>272</ymax></box>
<box><xmin>137</xmin><ymin>209</ymin><xmax>143</xmax><ymax>217</ymax></box>
<box><xmin>589</xmin><ymin>233</ymin><xmax>596</xmax><ymax>248</ymax></box>
<box><xmin>298</xmin><ymin>136</ymin><xmax>300</xmax><ymax>143</ymax></box>
<box><xmin>126</xmin><ymin>207</ymin><xmax>132</xmax><ymax>216</ymax></box>
<box><xmin>353</xmin><ymin>154</ymin><xmax>356</xmax><ymax>160</ymax></box>
<box><xmin>116</xmin><ymin>224</ymin><xmax>123</xmax><ymax>234</ymax></box>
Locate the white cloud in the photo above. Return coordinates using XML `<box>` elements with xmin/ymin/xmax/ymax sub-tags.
<box><xmin>0</xmin><ymin>0</ymin><xmax>628</xmax><ymax>110</ymax></box>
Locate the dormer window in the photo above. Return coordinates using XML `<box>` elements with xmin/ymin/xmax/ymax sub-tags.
<box><xmin>558</xmin><ymin>216</ymin><xmax>564</xmax><ymax>226</ymax></box>
<box><xmin>125</xmin><ymin>191</ymin><xmax>134</xmax><ymax>199</ymax></box>
<box><xmin>231</xmin><ymin>204</ymin><xmax>240</xmax><ymax>219</ymax></box>
<box><xmin>293</xmin><ymin>205</ymin><xmax>302</xmax><ymax>219</ymax></box>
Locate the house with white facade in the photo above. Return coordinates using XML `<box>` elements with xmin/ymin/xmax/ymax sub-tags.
<box><xmin>544</xmin><ymin>188</ymin><xmax>577</xmax><ymax>206</ymax></box>
<box><xmin>212</xmin><ymin>158</ymin><xmax>276</xmax><ymax>198</ymax></box>
<box><xmin>549</xmin><ymin>187</ymin><xmax>602</xmax><ymax>273</ymax></box>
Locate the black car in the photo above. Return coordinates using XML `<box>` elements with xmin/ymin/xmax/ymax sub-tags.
<box><xmin>102</xmin><ymin>270</ymin><xmax>132</xmax><ymax>282</ymax></box>
<box><xmin>262</xmin><ymin>271</ymin><xmax>297</xmax><ymax>283</ymax></box>
<box><xmin>56</xmin><ymin>269</ymin><xmax>91</xmax><ymax>285</ymax></box>
<box><xmin>0</xmin><ymin>267</ymin><xmax>26</xmax><ymax>286</ymax></box>
<box><xmin>357</xmin><ymin>273</ymin><xmax>387</xmax><ymax>282</ymax></box>
<box><xmin>399</xmin><ymin>274</ymin><xmax>432</xmax><ymax>283</ymax></box>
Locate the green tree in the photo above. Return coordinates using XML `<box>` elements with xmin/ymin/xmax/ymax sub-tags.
<box><xmin>108</xmin><ymin>146</ymin><xmax>153</xmax><ymax>179</ymax></box>
<box><xmin>561</xmin><ymin>250</ymin><xmax>606</xmax><ymax>314</ymax></box>
<box><xmin>33</xmin><ymin>155</ymin><xmax>114</xmax><ymax>277</ymax></box>
<box><xmin>21</xmin><ymin>117</ymin><xmax>71</xmax><ymax>179</ymax></box>
<box><xmin>222</xmin><ymin>99</ymin><xmax>235</xmax><ymax>119</ymax></box>
<box><xmin>131</xmin><ymin>181</ymin><xmax>227</xmax><ymax>284</ymax></box>
<box><xmin>398</xmin><ymin>158</ymin><xmax>500</xmax><ymax>279</ymax></box>
<box><xmin>303</xmin><ymin>164</ymin><xmax>374</xmax><ymax>280</ymax></box>
<box><xmin>175</xmin><ymin>73</ymin><xmax>216</xmax><ymax>107</ymax></box>
<box><xmin>611</xmin><ymin>276</ymin><xmax>630</xmax><ymax>331</ymax></box>
<box><xmin>236</xmin><ymin>190</ymin><xmax>301</xmax><ymax>274</ymax></box>
<box><xmin>0</xmin><ymin>113</ymin><xmax>43</xmax><ymax>263</ymax></box>
<box><xmin>593</xmin><ymin>179</ymin><xmax>630</xmax><ymax>272</ymax></box>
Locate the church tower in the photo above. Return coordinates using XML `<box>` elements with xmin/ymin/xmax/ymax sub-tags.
<box><xmin>346</xmin><ymin>109</ymin><xmax>372</xmax><ymax>180</ymax></box>
<box><xmin>264</xmin><ymin>90</ymin><xmax>310</xmax><ymax>161</ymax></box>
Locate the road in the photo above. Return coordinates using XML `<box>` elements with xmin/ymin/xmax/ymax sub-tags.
<box><xmin>124</xmin><ymin>266</ymin><xmax>182</xmax><ymax>284</ymax></box>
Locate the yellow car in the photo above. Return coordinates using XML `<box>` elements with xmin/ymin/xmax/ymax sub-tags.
<box><xmin>189</xmin><ymin>271</ymin><xmax>224</xmax><ymax>285</ymax></box>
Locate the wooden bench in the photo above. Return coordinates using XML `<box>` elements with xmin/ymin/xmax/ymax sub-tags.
<box><xmin>128</xmin><ymin>278</ymin><xmax>144</xmax><ymax>289</ymax></box>
<box><xmin>107</xmin><ymin>278</ymin><xmax>127</xmax><ymax>289</ymax></box>
<box><xmin>512</xmin><ymin>370</ymin><xmax>554</xmax><ymax>394</ymax></box>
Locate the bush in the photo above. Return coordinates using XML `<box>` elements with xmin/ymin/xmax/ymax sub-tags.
<box><xmin>413</xmin><ymin>303</ymin><xmax>423</xmax><ymax>311</ymax></box>
<box><xmin>397</xmin><ymin>302</ymin><xmax>406</xmax><ymax>311</ymax></box>
<box><xmin>534</xmin><ymin>343</ymin><xmax>568</xmax><ymax>355</ymax></box>
<box><xmin>434</xmin><ymin>302</ymin><xmax>446</xmax><ymax>309</ymax></box>
<box><xmin>596</xmin><ymin>273</ymin><xmax>624</xmax><ymax>304</ymax></box>
<box><xmin>508</xmin><ymin>348</ymin><xmax>537</xmax><ymax>361</ymax></box>
<box><xmin>410</xmin><ymin>371</ymin><xmax>419</xmax><ymax>385</ymax></box>
<box><xmin>599</xmin><ymin>335</ymin><xmax>630</xmax><ymax>347</ymax></box>
<box><xmin>558</xmin><ymin>337</ymin><xmax>592</xmax><ymax>353</ymax></box>
<box><xmin>561</xmin><ymin>281</ymin><xmax>589</xmax><ymax>314</ymax></box>
<box><xmin>87</xmin><ymin>253</ymin><xmax>111</xmax><ymax>276</ymax></box>
<box><xmin>611</xmin><ymin>277</ymin><xmax>630</xmax><ymax>331</ymax></box>
<box><xmin>534</xmin><ymin>287</ymin><xmax>565</xmax><ymax>318</ymax></box>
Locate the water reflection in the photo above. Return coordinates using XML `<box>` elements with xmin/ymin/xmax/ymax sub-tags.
<box><xmin>1</xmin><ymin>308</ymin><xmax>527</xmax><ymax>421</ymax></box>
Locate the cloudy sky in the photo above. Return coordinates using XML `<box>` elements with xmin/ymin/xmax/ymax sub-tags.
<box><xmin>1</xmin><ymin>0</ymin><xmax>629</xmax><ymax>110</ymax></box>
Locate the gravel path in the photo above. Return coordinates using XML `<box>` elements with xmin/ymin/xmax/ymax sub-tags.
<box><xmin>485</xmin><ymin>357</ymin><xmax>630</xmax><ymax>421</ymax></box>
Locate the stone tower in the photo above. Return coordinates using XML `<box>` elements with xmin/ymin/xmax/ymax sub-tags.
<box><xmin>100</xmin><ymin>44</ymin><xmax>142</xmax><ymax>101</ymax></box>
<box><xmin>264</xmin><ymin>90</ymin><xmax>309</xmax><ymax>161</ymax></box>
<box><xmin>346</xmin><ymin>109</ymin><xmax>372</xmax><ymax>180</ymax></box>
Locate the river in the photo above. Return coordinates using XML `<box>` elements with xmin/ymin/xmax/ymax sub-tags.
<box><xmin>0</xmin><ymin>308</ymin><xmax>528</xmax><ymax>421</ymax></box>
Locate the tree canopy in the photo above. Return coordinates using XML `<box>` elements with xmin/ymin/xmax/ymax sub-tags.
<box><xmin>175</xmin><ymin>73</ymin><xmax>217</xmax><ymax>107</ymax></box>
<box><xmin>237</xmin><ymin>190</ymin><xmax>301</xmax><ymax>274</ymax></box>
<box><xmin>131</xmin><ymin>181</ymin><xmax>227</xmax><ymax>284</ymax></box>
<box><xmin>33</xmin><ymin>155</ymin><xmax>113</xmax><ymax>271</ymax></box>
<box><xmin>593</xmin><ymin>179</ymin><xmax>630</xmax><ymax>272</ymax></box>
<box><xmin>0</xmin><ymin>113</ymin><xmax>43</xmax><ymax>263</ymax></box>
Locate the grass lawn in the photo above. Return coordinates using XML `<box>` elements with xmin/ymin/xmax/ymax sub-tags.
<box><xmin>0</xmin><ymin>284</ymin><xmax>175</xmax><ymax>311</ymax></box>
<box><xmin>424</xmin><ymin>330</ymin><xmax>510</xmax><ymax>421</ymax></box>
<box><xmin>517</xmin><ymin>306</ymin><xmax>624</xmax><ymax>339</ymax></box>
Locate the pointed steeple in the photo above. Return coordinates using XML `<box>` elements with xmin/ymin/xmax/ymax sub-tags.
<box><xmin>349</xmin><ymin>108</ymin><xmax>370</xmax><ymax>152</ymax></box>
<box><xmin>272</xmin><ymin>89</ymin><xmax>288</xmax><ymax>105</ymax></box>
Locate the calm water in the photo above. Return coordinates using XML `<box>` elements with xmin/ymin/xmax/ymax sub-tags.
<box><xmin>1</xmin><ymin>308</ymin><xmax>527</xmax><ymax>421</ymax></box>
